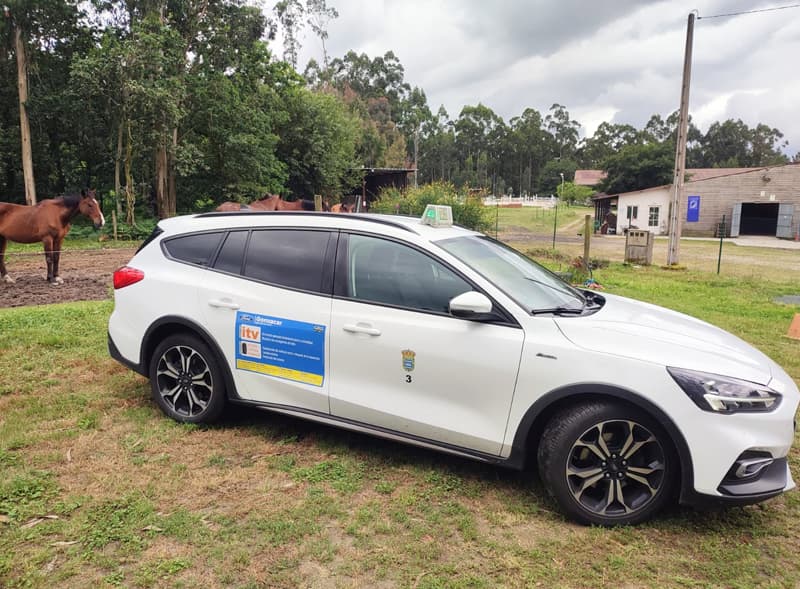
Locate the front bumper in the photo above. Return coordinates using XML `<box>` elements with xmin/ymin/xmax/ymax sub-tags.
<box><xmin>682</xmin><ymin>457</ymin><xmax>792</xmax><ymax>507</ymax></box>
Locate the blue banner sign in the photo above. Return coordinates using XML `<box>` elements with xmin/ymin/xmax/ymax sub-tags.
<box><xmin>235</xmin><ymin>312</ymin><xmax>326</xmax><ymax>386</ymax></box>
<box><xmin>687</xmin><ymin>195</ymin><xmax>700</xmax><ymax>222</ymax></box>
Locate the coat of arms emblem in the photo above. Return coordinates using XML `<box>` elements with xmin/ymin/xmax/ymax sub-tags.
<box><xmin>401</xmin><ymin>349</ymin><xmax>415</xmax><ymax>372</ymax></box>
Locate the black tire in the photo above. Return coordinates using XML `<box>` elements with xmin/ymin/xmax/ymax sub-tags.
<box><xmin>537</xmin><ymin>401</ymin><xmax>676</xmax><ymax>526</ymax></box>
<box><xmin>149</xmin><ymin>333</ymin><xmax>226</xmax><ymax>424</ymax></box>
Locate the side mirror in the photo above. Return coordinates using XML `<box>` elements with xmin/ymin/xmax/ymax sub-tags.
<box><xmin>449</xmin><ymin>291</ymin><xmax>493</xmax><ymax>319</ymax></box>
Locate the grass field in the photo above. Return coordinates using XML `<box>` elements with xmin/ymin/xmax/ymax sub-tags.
<box><xmin>1</xmin><ymin>212</ymin><xmax>800</xmax><ymax>588</ymax></box>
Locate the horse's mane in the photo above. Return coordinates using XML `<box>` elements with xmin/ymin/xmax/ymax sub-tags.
<box><xmin>60</xmin><ymin>194</ymin><xmax>82</xmax><ymax>209</ymax></box>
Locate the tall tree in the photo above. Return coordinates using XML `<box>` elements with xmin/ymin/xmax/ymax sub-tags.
<box><xmin>578</xmin><ymin>122</ymin><xmax>639</xmax><ymax>169</ymax></box>
<box><xmin>508</xmin><ymin>108</ymin><xmax>553</xmax><ymax>195</ymax></box>
<box><xmin>305</xmin><ymin>0</ymin><xmax>337</xmax><ymax>69</ymax></box>
<box><xmin>544</xmin><ymin>103</ymin><xmax>580</xmax><ymax>160</ymax></box>
<box><xmin>274</xmin><ymin>0</ymin><xmax>304</xmax><ymax>68</ymax></box>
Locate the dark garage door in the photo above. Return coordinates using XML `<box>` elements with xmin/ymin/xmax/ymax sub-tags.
<box><xmin>740</xmin><ymin>203</ymin><xmax>779</xmax><ymax>235</ymax></box>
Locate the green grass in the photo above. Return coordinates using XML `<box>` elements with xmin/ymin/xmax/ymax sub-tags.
<box><xmin>0</xmin><ymin>253</ymin><xmax>799</xmax><ymax>587</ymax></box>
<box><xmin>485</xmin><ymin>204</ymin><xmax>593</xmax><ymax>238</ymax></box>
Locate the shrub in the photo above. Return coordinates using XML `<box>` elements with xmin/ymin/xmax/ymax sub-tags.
<box><xmin>371</xmin><ymin>182</ymin><xmax>492</xmax><ymax>232</ymax></box>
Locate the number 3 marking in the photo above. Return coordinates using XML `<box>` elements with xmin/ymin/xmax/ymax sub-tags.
<box><xmin>405</xmin><ymin>375</ymin><xmax>412</xmax><ymax>383</ymax></box>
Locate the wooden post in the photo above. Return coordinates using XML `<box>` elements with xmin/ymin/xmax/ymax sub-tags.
<box><xmin>9</xmin><ymin>13</ymin><xmax>36</xmax><ymax>205</ymax></box>
<box><xmin>583</xmin><ymin>214</ymin><xmax>592</xmax><ymax>269</ymax></box>
<box><xmin>314</xmin><ymin>195</ymin><xmax>322</xmax><ymax>211</ymax></box>
<box><xmin>111</xmin><ymin>209</ymin><xmax>118</xmax><ymax>241</ymax></box>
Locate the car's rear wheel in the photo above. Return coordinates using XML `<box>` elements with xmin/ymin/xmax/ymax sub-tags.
<box><xmin>149</xmin><ymin>334</ymin><xmax>226</xmax><ymax>423</ymax></box>
<box><xmin>538</xmin><ymin>401</ymin><xmax>675</xmax><ymax>526</ymax></box>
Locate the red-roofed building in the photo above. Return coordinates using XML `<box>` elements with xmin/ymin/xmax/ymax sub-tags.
<box><xmin>574</xmin><ymin>170</ymin><xmax>607</xmax><ymax>187</ymax></box>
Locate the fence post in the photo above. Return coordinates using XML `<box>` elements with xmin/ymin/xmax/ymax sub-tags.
<box><xmin>552</xmin><ymin>204</ymin><xmax>558</xmax><ymax>249</ymax></box>
<box><xmin>583</xmin><ymin>214</ymin><xmax>591</xmax><ymax>269</ymax></box>
<box><xmin>717</xmin><ymin>214</ymin><xmax>725</xmax><ymax>274</ymax></box>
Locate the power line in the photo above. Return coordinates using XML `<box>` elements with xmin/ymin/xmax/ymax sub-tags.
<box><xmin>698</xmin><ymin>3</ymin><xmax>800</xmax><ymax>19</ymax></box>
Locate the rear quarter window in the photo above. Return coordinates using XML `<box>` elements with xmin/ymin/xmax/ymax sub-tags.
<box><xmin>163</xmin><ymin>232</ymin><xmax>224</xmax><ymax>266</ymax></box>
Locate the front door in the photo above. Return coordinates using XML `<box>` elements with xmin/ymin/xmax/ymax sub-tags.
<box><xmin>328</xmin><ymin>233</ymin><xmax>524</xmax><ymax>455</ymax></box>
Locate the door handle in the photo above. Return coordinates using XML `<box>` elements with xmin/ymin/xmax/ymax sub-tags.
<box><xmin>208</xmin><ymin>298</ymin><xmax>240</xmax><ymax>310</ymax></box>
<box><xmin>343</xmin><ymin>323</ymin><xmax>381</xmax><ymax>336</ymax></box>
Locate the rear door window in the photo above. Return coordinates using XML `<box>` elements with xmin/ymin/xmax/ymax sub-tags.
<box><xmin>243</xmin><ymin>229</ymin><xmax>333</xmax><ymax>293</ymax></box>
<box><xmin>212</xmin><ymin>231</ymin><xmax>248</xmax><ymax>275</ymax></box>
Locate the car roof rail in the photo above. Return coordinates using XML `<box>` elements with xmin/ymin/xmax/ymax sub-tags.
<box><xmin>195</xmin><ymin>211</ymin><xmax>419</xmax><ymax>234</ymax></box>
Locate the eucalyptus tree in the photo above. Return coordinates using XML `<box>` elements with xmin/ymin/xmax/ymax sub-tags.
<box><xmin>306</xmin><ymin>0</ymin><xmax>337</xmax><ymax>68</ymax></box>
<box><xmin>544</xmin><ymin>103</ymin><xmax>580</xmax><ymax>160</ymax></box>
<box><xmin>578</xmin><ymin>122</ymin><xmax>639</xmax><ymax>169</ymax></box>
<box><xmin>508</xmin><ymin>108</ymin><xmax>553</xmax><ymax>196</ymax></box>
<box><xmin>418</xmin><ymin>106</ymin><xmax>456</xmax><ymax>184</ymax></box>
<box><xmin>454</xmin><ymin>103</ymin><xmax>506</xmax><ymax>191</ymax></box>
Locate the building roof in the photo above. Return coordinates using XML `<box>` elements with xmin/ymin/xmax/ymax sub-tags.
<box><xmin>684</xmin><ymin>168</ymin><xmax>758</xmax><ymax>181</ymax></box>
<box><xmin>574</xmin><ymin>170</ymin><xmax>607</xmax><ymax>186</ymax></box>
<box><xmin>578</xmin><ymin>167</ymin><xmax>762</xmax><ymax>191</ymax></box>
<box><xmin>592</xmin><ymin>185</ymin><xmax>669</xmax><ymax>201</ymax></box>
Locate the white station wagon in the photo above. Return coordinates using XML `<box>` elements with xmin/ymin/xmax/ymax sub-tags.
<box><xmin>108</xmin><ymin>205</ymin><xmax>798</xmax><ymax>525</ymax></box>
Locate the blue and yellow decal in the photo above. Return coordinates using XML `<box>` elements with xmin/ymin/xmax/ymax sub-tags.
<box><xmin>235</xmin><ymin>312</ymin><xmax>326</xmax><ymax>386</ymax></box>
<box><xmin>402</xmin><ymin>349</ymin><xmax>416</xmax><ymax>372</ymax></box>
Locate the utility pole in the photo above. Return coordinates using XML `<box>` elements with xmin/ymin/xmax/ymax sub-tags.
<box><xmin>667</xmin><ymin>12</ymin><xmax>695</xmax><ymax>265</ymax></box>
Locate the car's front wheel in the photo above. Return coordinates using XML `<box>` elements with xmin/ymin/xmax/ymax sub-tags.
<box><xmin>538</xmin><ymin>401</ymin><xmax>676</xmax><ymax>526</ymax></box>
<box><xmin>149</xmin><ymin>334</ymin><xmax>226</xmax><ymax>423</ymax></box>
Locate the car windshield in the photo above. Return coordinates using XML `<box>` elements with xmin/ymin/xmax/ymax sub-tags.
<box><xmin>435</xmin><ymin>235</ymin><xmax>585</xmax><ymax>314</ymax></box>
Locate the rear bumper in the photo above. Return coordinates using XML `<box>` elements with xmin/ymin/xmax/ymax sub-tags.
<box><xmin>108</xmin><ymin>332</ymin><xmax>147</xmax><ymax>377</ymax></box>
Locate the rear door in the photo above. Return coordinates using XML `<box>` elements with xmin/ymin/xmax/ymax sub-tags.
<box><xmin>198</xmin><ymin>228</ymin><xmax>336</xmax><ymax>413</ymax></box>
<box><xmin>327</xmin><ymin>233</ymin><xmax>524</xmax><ymax>455</ymax></box>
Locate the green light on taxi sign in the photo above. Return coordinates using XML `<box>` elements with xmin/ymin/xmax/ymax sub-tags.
<box><xmin>420</xmin><ymin>204</ymin><xmax>453</xmax><ymax>227</ymax></box>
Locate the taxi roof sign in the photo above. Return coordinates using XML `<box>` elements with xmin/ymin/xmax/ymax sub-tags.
<box><xmin>420</xmin><ymin>204</ymin><xmax>453</xmax><ymax>227</ymax></box>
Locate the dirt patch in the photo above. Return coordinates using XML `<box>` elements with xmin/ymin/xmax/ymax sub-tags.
<box><xmin>0</xmin><ymin>246</ymin><xmax>137</xmax><ymax>308</ymax></box>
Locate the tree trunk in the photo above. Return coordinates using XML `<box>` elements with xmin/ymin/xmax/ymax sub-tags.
<box><xmin>167</xmin><ymin>127</ymin><xmax>177</xmax><ymax>217</ymax></box>
<box><xmin>154</xmin><ymin>141</ymin><xmax>168</xmax><ymax>219</ymax></box>
<box><xmin>13</xmin><ymin>22</ymin><xmax>36</xmax><ymax>205</ymax></box>
<box><xmin>124</xmin><ymin>120</ymin><xmax>135</xmax><ymax>225</ymax></box>
<box><xmin>115</xmin><ymin>121</ymin><xmax>123</xmax><ymax>218</ymax></box>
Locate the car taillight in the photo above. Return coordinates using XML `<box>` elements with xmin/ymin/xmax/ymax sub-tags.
<box><xmin>113</xmin><ymin>266</ymin><xmax>145</xmax><ymax>289</ymax></box>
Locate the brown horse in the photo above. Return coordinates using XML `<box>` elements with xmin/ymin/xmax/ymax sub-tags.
<box><xmin>215</xmin><ymin>195</ymin><xmax>332</xmax><ymax>213</ymax></box>
<box><xmin>215</xmin><ymin>194</ymin><xmax>281</xmax><ymax>212</ymax></box>
<box><xmin>0</xmin><ymin>189</ymin><xmax>105</xmax><ymax>284</ymax></box>
<box><xmin>275</xmin><ymin>198</ymin><xmax>318</xmax><ymax>211</ymax></box>
<box><xmin>331</xmin><ymin>202</ymin><xmax>356</xmax><ymax>213</ymax></box>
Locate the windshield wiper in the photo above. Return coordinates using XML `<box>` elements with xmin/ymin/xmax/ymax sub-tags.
<box><xmin>531</xmin><ymin>305</ymin><xmax>585</xmax><ymax>316</ymax></box>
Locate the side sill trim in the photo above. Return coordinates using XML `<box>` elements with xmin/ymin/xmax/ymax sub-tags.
<box><xmin>230</xmin><ymin>398</ymin><xmax>517</xmax><ymax>468</ymax></box>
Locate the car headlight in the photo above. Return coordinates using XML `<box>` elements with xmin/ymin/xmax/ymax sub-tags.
<box><xmin>667</xmin><ymin>367</ymin><xmax>781</xmax><ymax>413</ymax></box>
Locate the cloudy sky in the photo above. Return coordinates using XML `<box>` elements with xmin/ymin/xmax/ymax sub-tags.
<box><xmin>282</xmin><ymin>0</ymin><xmax>800</xmax><ymax>155</ymax></box>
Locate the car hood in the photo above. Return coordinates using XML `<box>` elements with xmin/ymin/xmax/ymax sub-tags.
<box><xmin>554</xmin><ymin>293</ymin><xmax>774</xmax><ymax>384</ymax></box>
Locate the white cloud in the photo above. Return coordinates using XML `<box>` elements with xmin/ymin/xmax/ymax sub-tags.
<box><xmin>278</xmin><ymin>0</ymin><xmax>799</xmax><ymax>152</ymax></box>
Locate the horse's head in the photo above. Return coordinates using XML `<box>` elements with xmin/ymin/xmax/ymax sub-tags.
<box><xmin>79</xmin><ymin>189</ymin><xmax>106</xmax><ymax>229</ymax></box>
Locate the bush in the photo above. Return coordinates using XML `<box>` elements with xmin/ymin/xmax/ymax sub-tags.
<box><xmin>370</xmin><ymin>182</ymin><xmax>492</xmax><ymax>232</ymax></box>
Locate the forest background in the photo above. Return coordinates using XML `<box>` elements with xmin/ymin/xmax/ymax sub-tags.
<box><xmin>1</xmin><ymin>0</ymin><xmax>796</xmax><ymax>220</ymax></box>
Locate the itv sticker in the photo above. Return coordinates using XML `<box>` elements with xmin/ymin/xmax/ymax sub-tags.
<box><xmin>235</xmin><ymin>312</ymin><xmax>326</xmax><ymax>386</ymax></box>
